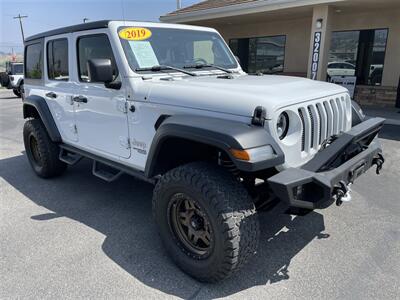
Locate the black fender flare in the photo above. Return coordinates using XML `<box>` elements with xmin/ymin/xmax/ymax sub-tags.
<box><xmin>145</xmin><ymin>115</ymin><xmax>284</xmax><ymax>177</ymax></box>
<box><xmin>23</xmin><ymin>95</ymin><xmax>62</xmax><ymax>142</ymax></box>
<box><xmin>17</xmin><ymin>78</ymin><xmax>24</xmax><ymax>87</ymax></box>
<box><xmin>351</xmin><ymin>100</ymin><xmax>366</xmax><ymax>126</ymax></box>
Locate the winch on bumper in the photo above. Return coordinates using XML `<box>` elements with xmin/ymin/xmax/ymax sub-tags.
<box><xmin>268</xmin><ymin>117</ymin><xmax>385</xmax><ymax>209</ymax></box>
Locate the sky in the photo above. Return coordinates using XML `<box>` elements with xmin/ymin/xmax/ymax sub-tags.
<box><xmin>0</xmin><ymin>0</ymin><xmax>200</xmax><ymax>53</ymax></box>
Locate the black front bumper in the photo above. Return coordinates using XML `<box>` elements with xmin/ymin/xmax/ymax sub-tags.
<box><xmin>268</xmin><ymin>117</ymin><xmax>385</xmax><ymax>209</ymax></box>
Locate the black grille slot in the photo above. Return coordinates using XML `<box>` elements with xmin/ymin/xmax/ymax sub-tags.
<box><xmin>298</xmin><ymin>108</ymin><xmax>305</xmax><ymax>151</ymax></box>
<box><xmin>307</xmin><ymin>106</ymin><xmax>314</xmax><ymax>148</ymax></box>
<box><xmin>323</xmin><ymin>101</ymin><xmax>331</xmax><ymax>136</ymax></box>
<box><xmin>330</xmin><ymin>99</ymin><xmax>337</xmax><ymax>134</ymax></box>
<box><xmin>316</xmin><ymin>104</ymin><xmax>323</xmax><ymax>145</ymax></box>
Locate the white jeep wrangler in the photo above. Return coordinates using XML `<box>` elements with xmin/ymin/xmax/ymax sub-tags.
<box><xmin>22</xmin><ymin>20</ymin><xmax>385</xmax><ymax>282</ymax></box>
<box><xmin>0</xmin><ymin>61</ymin><xmax>24</xmax><ymax>98</ymax></box>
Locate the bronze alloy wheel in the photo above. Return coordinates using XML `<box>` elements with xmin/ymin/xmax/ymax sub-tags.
<box><xmin>29</xmin><ymin>135</ymin><xmax>42</xmax><ymax>167</ymax></box>
<box><xmin>169</xmin><ymin>193</ymin><xmax>214</xmax><ymax>258</ymax></box>
<box><xmin>153</xmin><ymin>162</ymin><xmax>260</xmax><ymax>282</ymax></box>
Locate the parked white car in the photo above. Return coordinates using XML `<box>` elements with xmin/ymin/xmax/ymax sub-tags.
<box><xmin>22</xmin><ymin>20</ymin><xmax>385</xmax><ymax>282</ymax></box>
<box><xmin>327</xmin><ymin>61</ymin><xmax>356</xmax><ymax>77</ymax></box>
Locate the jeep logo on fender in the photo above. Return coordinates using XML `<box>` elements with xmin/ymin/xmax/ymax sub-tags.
<box><xmin>310</xmin><ymin>31</ymin><xmax>322</xmax><ymax>80</ymax></box>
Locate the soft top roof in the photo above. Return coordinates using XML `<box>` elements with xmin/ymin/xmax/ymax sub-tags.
<box><xmin>25</xmin><ymin>20</ymin><xmax>110</xmax><ymax>43</ymax></box>
<box><xmin>24</xmin><ymin>20</ymin><xmax>217</xmax><ymax>43</ymax></box>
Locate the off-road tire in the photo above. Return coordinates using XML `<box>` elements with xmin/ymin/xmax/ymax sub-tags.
<box><xmin>20</xmin><ymin>82</ymin><xmax>25</xmax><ymax>100</ymax></box>
<box><xmin>13</xmin><ymin>88</ymin><xmax>21</xmax><ymax>98</ymax></box>
<box><xmin>153</xmin><ymin>162</ymin><xmax>259</xmax><ymax>282</ymax></box>
<box><xmin>0</xmin><ymin>72</ymin><xmax>9</xmax><ymax>87</ymax></box>
<box><xmin>23</xmin><ymin>119</ymin><xmax>67</xmax><ymax>178</ymax></box>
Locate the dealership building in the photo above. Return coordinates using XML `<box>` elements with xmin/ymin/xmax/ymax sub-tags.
<box><xmin>161</xmin><ymin>0</ymin><xmax>400</xmax><ymax>108</ymax></box>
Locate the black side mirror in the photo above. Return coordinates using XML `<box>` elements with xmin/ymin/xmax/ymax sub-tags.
<box><xmin>87</xmin><ymin>59</ymin><xmax>113</xmax><ymax>83</ymax></box>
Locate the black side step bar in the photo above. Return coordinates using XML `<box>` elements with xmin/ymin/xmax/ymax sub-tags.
<box><xmin>92</xmin><ymin>161</ymin><xmax>123</xmax><ymax>182</ymax></box>
<box><xmin>59</xmin><ymin>144</ymin><xmax>156</xmax><ymax>184</ymax></box>
<box><xmin>59</xmin><ymin>148</ymin><xmax>83</xmax><ymax>165</ymax></box>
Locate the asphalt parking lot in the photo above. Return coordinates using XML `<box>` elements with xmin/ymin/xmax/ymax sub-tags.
<box><xmin>1</xmin><ymin>89</ymin><xmax>399</xmax><ymax>299</ymax></box>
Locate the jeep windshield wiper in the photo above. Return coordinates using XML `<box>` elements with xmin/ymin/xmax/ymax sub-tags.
<box><xmin>135</xmin><ymin>65</ymin><xmax>197</xmax><ymax>76</ymax></box>
<box><xmin>183</xmin><ymin>63</ymin><xmax>233</xmax><ymax>74</ymax></box>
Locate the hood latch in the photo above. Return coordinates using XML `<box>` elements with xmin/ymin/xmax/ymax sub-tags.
<box><xmin>252</xmin><ymin>106</ymin><xmax>266</xmax><ymax>126</ymax></box>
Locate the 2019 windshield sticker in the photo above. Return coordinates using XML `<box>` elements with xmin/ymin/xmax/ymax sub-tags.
<box><xmin>119</xmin><ymin>27</ymin><xmax>152</xmax><ymax>41</ymax></box>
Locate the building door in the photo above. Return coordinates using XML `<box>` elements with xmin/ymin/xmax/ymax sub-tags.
<box><xmin>329</xmin><ymin>29</ymin><xmax>388</xmax><ymax>86</ymax></box>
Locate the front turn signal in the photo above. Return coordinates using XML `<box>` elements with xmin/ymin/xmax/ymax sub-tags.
<box><xmin>229</xmin><ymin>149</ymin><xmax>250</xmax><ymax>161</ymax></box>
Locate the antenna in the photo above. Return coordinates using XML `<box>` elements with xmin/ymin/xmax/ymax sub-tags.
<box><xmin>13</xmin><ymin>14</ymin><xmax>28</xmax><ymax>42</ymax></box>
<box><xmin>121</xmin><ymin>0</ymin><xmax>126</xmax><ymax>25</ymax></box>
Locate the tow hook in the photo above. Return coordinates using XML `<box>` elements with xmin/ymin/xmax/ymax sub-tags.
<box><xmin>333</xmin><ymin>181</ymin><xmax>352</xmax><ymax>206</ymax></box>
<box><xmin>372</xmin><ymin>153</ymin><xmax>384</xmax><ymax>174</ymax></box>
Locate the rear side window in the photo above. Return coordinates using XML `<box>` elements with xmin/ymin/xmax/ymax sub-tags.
<box><xmin>77</xmin><ymin>34</ymin><xmax>118</xmax><ymax>82</ymax></box>
<box><xmin>25</xmin><ymin>43</ymin><xmax>43</xmax><ymax>79</ymax></box>
<box><xmin>47</xmin><ymin>39</ymin><xmax>69</xmax><ymax>81</ymax></box>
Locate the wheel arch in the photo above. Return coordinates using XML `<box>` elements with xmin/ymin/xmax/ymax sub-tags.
<box><xmin>145</xmin><ymin>115</ymin><xmax>284</xmax><ymax>177</ymax></box>
<box><xmin>146</xmin><ymin>135</ymin><xmax>225</xmax><ymax>177</ymax></box>
<box><xmin>17</xmin><ymin>78</ymin><xmax>24</xmax><ymax>87</ymax></box>
<box><xmin>23</xmin><ymin>95</ymin><xmax>62</xmax><ymax>142</ymax></box>
<box><xmin>351</xmin><ymin>100</ymin><xmax>366</xmax><ymax>127</ymax></box>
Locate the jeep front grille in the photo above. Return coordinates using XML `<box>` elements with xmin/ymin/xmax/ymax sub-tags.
<box><xmin>298</xmin><ymin>96</ymin><xmax>350</xmax><ymax>153</ymax></box>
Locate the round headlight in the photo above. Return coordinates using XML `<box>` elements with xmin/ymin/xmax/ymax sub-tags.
<box><xmin>277</xmin><ymin>112</ymin><xmax>289</xmax><ymax>140</ymax></box>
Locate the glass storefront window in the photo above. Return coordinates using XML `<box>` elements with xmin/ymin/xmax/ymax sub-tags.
<box><xmin>369</xmin><ymin>29</ymin><xmax>388</xmax><ymax>85</ymax></box>
<box><xmin>328</xmin><ymin>29</ymin><xmax>388</xmax><ymax>86</ymax></box>
<box><xmin>229</xmin><ymin>35</ymin><xmax>286</xmax><ymax>74</ymax></box>
<box><xmin>328</xmin><ymin>31</ymin><xmax>359</xmax><ymax>79</ymax></box>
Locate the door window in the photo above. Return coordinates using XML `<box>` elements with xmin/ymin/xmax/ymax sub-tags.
<box><xmin>77</xmin><ymin>34</ymin><xmax>118</xmax><ymax>82</ymax></box>
<box><xmin>47</xmin><ymin>39</ymin><xmax>69</xmax><ymax>81</ymax></box>
<box><xmin>25</xmin><ymin>43</ymin><xmax>43</xmax><ymax>79</ymax></box>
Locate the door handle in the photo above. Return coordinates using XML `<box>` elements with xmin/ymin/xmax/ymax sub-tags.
<box><xmin>73</xmin><ymin>95</ymin><xmax>88</xmax><ymax>103</ymax></box>
<box><xmin>45</xmin><ymin>92</ymin><xmax>57</xmax><ymax>99</ymax></box>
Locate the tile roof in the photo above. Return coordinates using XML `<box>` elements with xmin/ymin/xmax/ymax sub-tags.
<box><xmin>166</xmin><ymin>0</ymin><xmax>261</xmax><ymax>16</ymax></box>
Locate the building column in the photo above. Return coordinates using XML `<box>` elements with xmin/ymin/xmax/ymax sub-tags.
<box><xmin>307</xmin><ymin>5</ymin><xmax>333</xmax><ymax>81</ymax></box>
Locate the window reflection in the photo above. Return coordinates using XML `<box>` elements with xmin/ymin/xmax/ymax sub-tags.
<box><xmin>328</xmin><ymin>31</ymin><xmax>359</xmax><ymax>79</ymax></box>
<box><xmin>369</xmin><ymin>29</ymin><xmax>388</xmax><ymax>85</ymax></box>
<box><xmin>328</xmin><ymin>29</ymin><xmax>388</xmax><ymax>86</ymax></box>
<box><xmin>230</xmin><ymin>35</ymin><xmax>286</xmax><ymax>74</ymax></box>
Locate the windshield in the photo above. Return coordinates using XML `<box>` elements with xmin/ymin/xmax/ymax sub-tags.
<box><xmin>118</xmin><ymin>27</ymin><xmax>238</xmax><ymax>73</ymax></box>
<box><xmin>11</xmin><ymin>64</ymin><xmax>23</xmax><ymax>75</ymax></box>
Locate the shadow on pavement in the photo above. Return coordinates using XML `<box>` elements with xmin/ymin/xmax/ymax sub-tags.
<box><xmin>0</xmin><ymin>94</ymin><xmax>20</xmax><ymax>100</ymax></box>
<box><xmin>379</xmin><ymin>124</ymin><xmax>400</xmax><ymax>141</ymax></box>
<box><xmin>0</xmin><ymin>153</ymin><xmax>329</xmax><ymax>298</ymax></box>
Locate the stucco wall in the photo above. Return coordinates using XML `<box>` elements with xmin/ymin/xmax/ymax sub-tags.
<box><xmin>212</xmin><ymin>17</ymin><xmax>312</xmax><ymax>74</ymax></box>
<box><xmin>330</xmin><ymin>8</ymin><xmax>400</xmax><ymax>87</ymax></box>
<box><xmin>207</xmin><ymin>7</ymin><xmax>399</xmax><ymax>88</ymax></box>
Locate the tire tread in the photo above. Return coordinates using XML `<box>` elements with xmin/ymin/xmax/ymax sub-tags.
<box><xmin>23</xmin><ymin>119</ymin><xmax>66</xmax><ymax>178</ymax></box>
<box><xmin>153</xmin><ymin>162</ymin><xmax>259</xmax><ymax>282</ymax></box>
